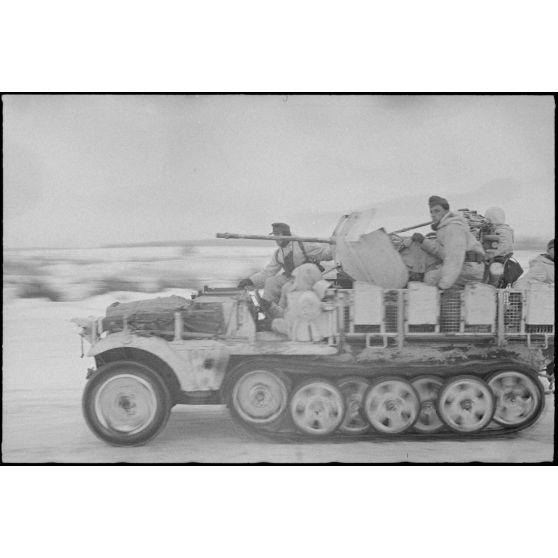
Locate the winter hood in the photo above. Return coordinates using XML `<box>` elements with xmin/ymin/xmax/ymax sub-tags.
<box><xmin>484</xmin><ymin>207</ymin><xmax>506</xmax><ymax>225</ymax></box>
<box><xmin>291</xmin><ymin>263</ymin><xmax>330</xmax><ymax>299</ymax></box>
<box><xmin>292</xmin><ymin>263</ymin><xmax>323</xmax><ymax>291</ymax></box>
<box><xmin>531</xmin><ymin>254</ymin><xmax>554</xmax><ymax>267</ymax></box>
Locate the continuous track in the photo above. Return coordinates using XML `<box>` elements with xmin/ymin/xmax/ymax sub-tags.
<box><xmin>223</xmin><ymin>356</ymin><xmax>546</xmax><ymax>443</ymax></box>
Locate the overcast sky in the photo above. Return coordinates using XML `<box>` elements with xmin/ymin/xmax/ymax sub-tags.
<box><xmin>3</xmin><ymin>94</ymin><xmax>555</xmax><ymax>249</ymax></box>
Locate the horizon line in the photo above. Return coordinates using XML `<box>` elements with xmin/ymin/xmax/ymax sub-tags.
<box><xmin>4</xmin><ymin>233</ymin><xmax>554</xmax><ymax>252</ymax></box>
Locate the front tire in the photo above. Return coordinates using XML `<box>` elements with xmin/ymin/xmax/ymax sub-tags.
<box><xmin>82</xmin><ymin>361</ymin><xmax>172</xmax><ymax>446</ymax></box>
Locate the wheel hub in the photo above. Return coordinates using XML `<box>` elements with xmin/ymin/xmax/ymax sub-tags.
<box><xmin>460</xmin><ymin>398</ymin><xmax>473</xmax><ymax>411</ymax></box>
<box><xmin>348</xmin><ymin>399</ymin><xmax>361</xmax><ymax>414</ymax></box>
<box><xmin>118</xmin><ymin>394</ymin><xmax>137</xmax><ymax>414</ymax></box>
<box><xmin>94</xmin><ymin>374</ymin><xmax>158</xmax><ymax>435</ymax></box>
<box><xmin>309</xmin><ymin>399</ymin><xmax>326</xmax><ymax>416</ymax></box>
<box><xmin>385</xmin><ymin>398</ymin><xmax>401</xmax><ymax>412</ymax></box>
<box><xmin>250</xmin><ymin>384</ymin><xmax>272</xmax><ymax>408</ymax></box>
<box><xmin>422</xmin><ymin>399</ymin><xmax>435</xmax><ymax>411</ymax></box>
<box><xmin>503</xmin><ymin>391</ymin><xmax>519</xmax><ymax>404</ymax></box>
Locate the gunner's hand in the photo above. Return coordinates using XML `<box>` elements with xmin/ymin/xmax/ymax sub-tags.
<box><xmin>412</xmin><ymin>232</ymin><xmax>425</xmax><ymax>244</ymax></box>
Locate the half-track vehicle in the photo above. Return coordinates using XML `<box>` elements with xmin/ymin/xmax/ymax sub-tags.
<box><xmin>72</xmin><ymin>211</ymin><xmax>554</xmax><ymax>446</ymax></box>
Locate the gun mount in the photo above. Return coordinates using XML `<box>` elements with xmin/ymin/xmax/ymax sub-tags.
<box><xmin>218</xmin><ymin>210</ymin><xmax>410</xmax><ymax>289</ymax></box>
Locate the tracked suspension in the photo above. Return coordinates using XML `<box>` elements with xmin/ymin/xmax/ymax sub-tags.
<box><xmin>224</xmin><ymin>359</ymin><xmax>546</xmax><ymax>443</ymax></box>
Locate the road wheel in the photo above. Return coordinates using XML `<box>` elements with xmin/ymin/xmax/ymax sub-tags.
<box><xmin>82</xmin><ymin>360</ymin><xmax>171</xmax><ymax>446</ymax></box>
<box><xmin>487</xmin><ymin>370</ymin><xmax>544</xmax><ymax>428</ymax></box>
<box><xmin>290</xmin><ymin>379</ymin><xmax>345</xmax><ymax>436</ymax></box>
<box><xmin>229</xmin><ymin>367</ymin><xmax>289</xmax><ymax>428</ymax></box>
<box><xmin>411</xmin><ymin>376</ymin><xmax>445</xmax><ymax>433</ymax></box>
<box><xmin>437</xmin><ymin>376</ymin><xmax>495</xmax><ymax>433</ymax></box>
<box><xmin>363</xmin><ymin>377</ymin><xmax>420</xmax><ymax>434</ymax></box>
<box><xmin>337</xmin><ymin>376</ymin><xmax>371</xmax><ymax>434</ymax></box>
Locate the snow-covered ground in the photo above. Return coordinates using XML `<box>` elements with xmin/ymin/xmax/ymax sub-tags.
<box><xmin>3</xmin><ymin>245</ymin><xmax>541</xmax><ymax>303</ymax></box>
<box><xmin>3</xmin><ymin>243</ymin><xmax>272</xmax><ymax>302</ymax></box>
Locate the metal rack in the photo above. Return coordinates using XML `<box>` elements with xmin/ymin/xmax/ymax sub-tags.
<box><xmin>337</xmin><ymin>283</ymin><xmax>554</xmax><ymax>349</ymax></box>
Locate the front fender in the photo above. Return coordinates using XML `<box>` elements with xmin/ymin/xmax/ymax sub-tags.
<box><xmin>89</xmin><ymin>333</ymin><xmax>230</xmax><ymax>392</ymax></box>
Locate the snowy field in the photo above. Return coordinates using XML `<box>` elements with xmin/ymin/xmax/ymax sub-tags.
<box><xmin>3</xmin><ymin>243</ymin><xmax>272</xmax><ymax>302</ymax></box>
<box><xmin>2</xmin><ymin>246</ymin><xmax>554</xmax><ymax>463</ymax></box>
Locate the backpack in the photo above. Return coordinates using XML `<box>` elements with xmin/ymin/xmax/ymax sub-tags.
<box><xmin>498</xmin><ymin>255</ymin><xmax>523</xmax><ymax>287</ymax></box>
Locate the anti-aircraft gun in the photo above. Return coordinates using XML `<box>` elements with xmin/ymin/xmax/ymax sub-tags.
<box><xmin>71</xmin><ymin>210</ymin><xmax>554</xmax><ymax>447</ymax></box>
<box><xmin>217</xmin><ymin>210</ymin><xmax>413</xmax><ymax>289</ymax></box>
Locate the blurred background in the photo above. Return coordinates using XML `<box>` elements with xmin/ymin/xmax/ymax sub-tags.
<box><xmin>3</xmin><ymin>94</ymin><xmax>555</xmax><ymax>303</ymax></box>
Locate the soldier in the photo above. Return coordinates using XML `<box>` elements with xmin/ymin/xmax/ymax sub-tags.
<box><xmin>237</xmin><ymin>222</ymin><xmax>333</xmax><ymax>309</ymax></box>
<box><xmin>514</xmin><ymin>238</ymin><xmax>554</xmax><ymax>288</ymax></box>
<box><xmin>483</xmin><ymin>206</ymin><xmax>517</xmax><ymax>287</ymax></box>
<box><xmin>484</xmin><ymin>206</ymin><xmax>515</xmax><ymax>260</ymax></box>
<box><xmin>270</xmin><ymin>263</ymin><xmax>333</xmax><ymax>341</ymax></box>
<box><xmin>411</xmin><ymin>195</ymin><xmax>486</xmax><ymax>290</ymax></box>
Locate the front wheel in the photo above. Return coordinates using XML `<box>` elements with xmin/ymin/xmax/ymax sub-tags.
<box><xmin>82</xmin><ymin>361</ymin><xmax>172</xmax><ymax>446</ymax></box>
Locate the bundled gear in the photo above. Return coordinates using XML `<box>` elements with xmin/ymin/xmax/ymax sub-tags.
<box><xmin>455</xmin><ymin>208</ymin><xmax>492</xmax><ymax>243</ymax></box>
<box><xmin>103</xmin><ymin>295</ymin><xmax>225</xmax><ymax>336</ymax></box>
<box><xmin>271</xmin><ymin>263</ymin><xmax>333</xmax><ymax>341</ymax></box>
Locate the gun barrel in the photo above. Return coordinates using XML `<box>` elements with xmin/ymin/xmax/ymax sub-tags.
<box><xmin>389</xmin><ymin>221</ymin><xmax>434</xmax><ymax>235</ymax></box>
<box><xmin>216</xmin><ymin>233</ymin><xmax>335</xmax><ymax>244</ymax></box>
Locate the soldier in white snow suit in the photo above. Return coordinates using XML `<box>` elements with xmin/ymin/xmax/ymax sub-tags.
<box><xmin>515</xmin><ymin>239</ymin><xmax>554</xmax><ymax>288</ymax></box>
<box><xmin>271</xmin><ymin>263</ymin><xmax>333</xmax><ymax>341</ymax></box>
<box><xmin>483</xmin><ymin>206</ymin><xmax>517</xmax><ymax>286</ymax></box>
<box><xmin>411</xmin><ymin>195</ymin><xmax>486</xmax><ymax>290</ymax></box>
<box><xmin>484</xmin><ymin>206</ymin><xmax>515</xmax><ymax>260</ymax></box>
<box><xmin>237</xmin><ymin>222</ymin><xmax>333</xmax><ymax>307</ymax></box>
